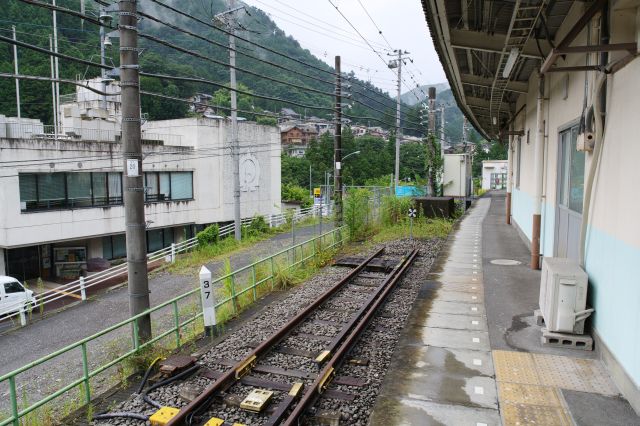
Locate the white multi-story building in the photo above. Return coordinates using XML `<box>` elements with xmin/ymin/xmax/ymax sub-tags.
<box><xmin>0</xmin><ymin>82</ymin><xmax>281</xmax><ymax>282</ymax></box>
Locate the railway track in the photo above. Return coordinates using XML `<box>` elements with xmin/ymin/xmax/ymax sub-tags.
<box><xmin>94</xmin><ymin>244</ymin><xmax>422</xmax><ymax>426</ymax></box>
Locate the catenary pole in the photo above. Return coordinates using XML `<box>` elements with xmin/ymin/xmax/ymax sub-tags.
<box><xmin>120</xmin><ymin>0</ymin><xmax>151</xmax><ymax>341</ymax></box>
<box><xmin>334</xmin><ymin>56</ymin><xmax>343</xmax><ymax>225</ymax></box>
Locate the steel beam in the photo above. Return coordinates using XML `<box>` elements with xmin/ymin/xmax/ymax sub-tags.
<box><xmin>541</xmin><ymin>0</ymin><xmax>608</xmax><ymax>73</ymax></box>
<box><xmin>450</xmin><ymin>29</ymin><xmax>544</xmax><ymax>59</ymax></box>
<box><xmin>461</xmin><ymin>73</ymin><xmax>529</xmax><ymax>93</ymax></box>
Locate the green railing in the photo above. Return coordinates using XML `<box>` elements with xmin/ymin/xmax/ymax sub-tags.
<box><xmin>0</xmin><ymin>226</ymin><xmax>347</xmax><ymax>426</ymax></box>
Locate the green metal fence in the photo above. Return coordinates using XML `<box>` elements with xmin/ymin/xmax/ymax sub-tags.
<box><xmin>0</xmin><ymin>226</ymin><xmax>346</xmax><ymax>426</ymax></box>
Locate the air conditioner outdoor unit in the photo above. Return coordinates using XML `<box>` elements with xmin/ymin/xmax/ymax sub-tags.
<box><xmin>539</xmin><ymin>257</ymin><xmax>593</xmax><ymax>334</ymax></box>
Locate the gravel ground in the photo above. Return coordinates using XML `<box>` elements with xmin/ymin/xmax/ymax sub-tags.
<box><xmin>93</xmin><ymin>237</ymin><xmax>442</xmax><ymax>426</ymax></box>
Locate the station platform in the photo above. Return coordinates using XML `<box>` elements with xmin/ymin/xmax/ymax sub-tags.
<box><xmin>370</xmin><ymin>193</ymin><xmax>640</xmax><ymax>426</ymax></box>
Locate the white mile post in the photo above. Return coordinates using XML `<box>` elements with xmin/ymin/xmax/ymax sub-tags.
<box><xmin>199</xmin><ymin>266</ymin><xmax>216</xmax><ymax>337</ymax></box>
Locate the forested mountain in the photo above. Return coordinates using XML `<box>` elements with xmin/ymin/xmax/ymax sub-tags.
<box><xmin>400</xmin><ymin>82</ymin><xmax>449</xmax><ymax>105</ymax></box>
<box><xmin>0</xmin><ymin>0</ymin><xmax>406</xmax><ymax>131</ymax></box>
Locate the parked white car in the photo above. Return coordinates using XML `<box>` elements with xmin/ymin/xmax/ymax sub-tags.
<box><xmin>0</xmin><ymin>276</ymin><xmax>36</xmax><ymax>316</ymax></box>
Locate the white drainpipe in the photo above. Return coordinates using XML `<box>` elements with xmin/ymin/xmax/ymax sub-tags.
<box><xmin>531</xmin><ymin>73</ymin><xmax>545</xmax><ymax>270</ymax></box>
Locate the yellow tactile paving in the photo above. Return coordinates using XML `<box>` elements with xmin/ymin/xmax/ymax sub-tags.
<box><xmin>501</xmin><ymin>402</ymin><xmax>573</xmax><ymax>426</ymax></box>
<box><xmin>532</xmin><ymin>353</ymin><xmax>618</xmax><ymax>395</ymax></box>
<box><xmin>492</xmin><ymin>350</ymin><xmax>540</xmax><ymax>385</ymax></box>
<box><xmin>497</xmin><ymin>382</ymin><xmax>563</xmax><ymax>407</ymax></box>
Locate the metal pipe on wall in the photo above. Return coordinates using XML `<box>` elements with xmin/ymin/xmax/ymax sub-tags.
<box><xmin>531</xmin><ymin>74</ymin><xmax>545</xmax><ymax>270</ymax></box>
<box><xmin>506</xmin><ymin>124</ymin><xmax>514</xmax><ymax>225</ymax></box>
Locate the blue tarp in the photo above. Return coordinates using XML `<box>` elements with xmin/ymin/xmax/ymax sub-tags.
<box><xmin>395</xmin><ymin>186</ymin><xmax>426</xmax><ymax>197</ymax></box>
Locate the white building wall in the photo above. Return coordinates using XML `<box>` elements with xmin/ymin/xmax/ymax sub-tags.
<box><xmin>0</xmin><ymin>118</ymin><xmax>281</xmax><ymax>250</ymax></box>
<box><xmin>509</xmin><ymin>2</ymin><xmax>640</xmax><ymax>410</ymax></box>
<box><xmin>481</xmin><ymin>160</ymin><xmax>508</xmax><ymax>190</ymax></box>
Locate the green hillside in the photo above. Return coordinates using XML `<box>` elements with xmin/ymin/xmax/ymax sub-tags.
<box><xmin>0</xmin><ymin>0</ymin><xmax>404</xmax><ymax>130</ymax></box>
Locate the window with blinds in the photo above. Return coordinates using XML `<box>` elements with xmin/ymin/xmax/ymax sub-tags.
<box><xmin>18</xmin><ymin>172</ymin><xmax>123</xmax><ymax>212</ymax></box>
<box><xmin>143</xmin><ymin>171</ymin><xmax>193</xmax><ymax>202</ymax></box>
<box><xmin>18</xmin><ymin>171</ymin><xmax>192</xmax><ymax>212</ymax></box>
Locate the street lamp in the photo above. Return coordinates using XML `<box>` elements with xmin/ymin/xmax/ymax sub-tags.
<box><xmin>342</xmin><ymin>150</ymin><xmax>361</xmax><ymax>161</ymax></box>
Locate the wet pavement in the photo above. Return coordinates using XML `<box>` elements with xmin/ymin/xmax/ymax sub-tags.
<box><xmin>371</xmin><ymin>198</ymin><xmax>499</xmax><ymax>425</ymax></box>
<box><xmin>370</xmin><ymin>194</ymin><xmax>640</xmax><ymax>425</ymax></box>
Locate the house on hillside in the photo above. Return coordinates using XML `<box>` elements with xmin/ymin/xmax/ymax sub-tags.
<box><xmin>350</xmin><ymin>125</ymin><xmax>367</xmax><ymax>137</ymax></box>
<box><xmin>280</xmin><ymin>124</ymin><xmax>318</xmax><ymax>157</ymax></box>
<box><xmin>279</xmin><ymin>108</ymin><xmax>301</xmax><ymax>123</ymax></box>
<box><xmin>367</xmin><ymin>126</ymin><xmax>389</xmax><ymax>140</ymax></box>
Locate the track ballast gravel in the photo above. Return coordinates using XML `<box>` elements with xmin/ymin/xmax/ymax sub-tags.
<box><xmin>94</xmin><ymin>237</ymin><xmax>442</xmax><ymax>426</ymax></box>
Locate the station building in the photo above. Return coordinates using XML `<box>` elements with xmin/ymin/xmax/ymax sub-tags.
<box><xmin>422</xmin><ymin>0</ymin><xmax>640</xmax><ymax>413</ymax></box>
<box><xmin>0</xmin><ymin>80</ymin><xmax>281</xmax><ymax>282</ymax></box>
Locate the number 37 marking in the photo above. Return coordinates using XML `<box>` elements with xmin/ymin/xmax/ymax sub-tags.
<box><xmin>203</xmin><ymin>280</ymin><xmax>210</xmax><ymax>299</ymax></box>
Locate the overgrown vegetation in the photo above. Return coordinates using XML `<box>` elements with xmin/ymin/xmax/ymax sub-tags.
<box><xmin>344</xmin><ymin>188</ymin><xmax>374</xmax><ymax>240</ymax></box>
<box><xmin>196</xmin><ymin>224</ymin><xmax>220</xmax><ymax>246</ymax></box>
<box><xmin>281</xmin><ymin>183</ymin><xmax>313</xmax><ymax>208</ymax></box>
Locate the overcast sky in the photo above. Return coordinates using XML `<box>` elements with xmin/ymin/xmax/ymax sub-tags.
<box><xmin>241</xmin><ymin>0</ymin><xmax>447</xmax><ymax>96</ymax></box>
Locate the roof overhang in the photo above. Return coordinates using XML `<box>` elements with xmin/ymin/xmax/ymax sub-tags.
<box><xmin>421</xmin><ymin>0</ymin><xmax>577</xmax><ymax>140</ymax></box>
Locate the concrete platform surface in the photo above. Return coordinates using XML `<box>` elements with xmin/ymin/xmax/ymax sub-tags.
<box><xmin>370</xmin><ymin>193</ymin><xmax>640</xmax><ymax>425</ymax></box>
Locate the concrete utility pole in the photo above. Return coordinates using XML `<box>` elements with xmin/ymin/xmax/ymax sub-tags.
<box><xmin>462</xmin><ymin>116</ymin><xmax>468</xmax><ymax>147</ymax></box>
<box><xmin>334</xmin><ymin>56</ymin><xmax>343</xmax><ymax>225</ymax></box>
<box><xmin>99</xmin><ymin>6</ymin><xmax>107</xmax><ymax>111</ymax></box>
<box><xmin>12</xmin><ymin>26</ymin><xmax>20</xmax><ymax>119</ymax></box>
<box><xmin>216</xmin><ymin>0</ymin><xmax>243</xmax><ymax>241</ymax></box>
<box><xmin>388</xmin><ymin>49</ymin><xmax>410</xmax><ymax>191</ymax></box>
<box><xmin>427</xmin><ymin>87</ymin><xmax>437</xmax><ymax>194</ymax></box>
<box><xmin>49</xmin><ymin>35</ymin><xmax>57</xmax><ymax>136</ymax></box>
<box><xmin>120</xmin><ymin>0</ymin><xmax>151</xmax><ymax>341</ymax></box>
<box><xmin>440</xmin><ymin>106</ymin><xmax>446</xmax><ymax>158</ymax></box>
<box><xmin>52</xmin><ymin>0</ymin><xmax>60</xmax><ymax>135</ymax></box>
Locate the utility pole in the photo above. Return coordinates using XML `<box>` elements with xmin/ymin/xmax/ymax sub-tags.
<box><xmin>99</xmin><ymin>6</ymin><xmax>107</xmax><ymax>110</ymax></box>
<box><xmin>387</xmin><ymin>50</ymin><xmax>410</xmax><ymax>192</ymax></box>
<box><xmin>216</xmin><ymin>0</ymin><xmax>243</xmax><ymax>241</ymax></box>
<box><xmin>427</xmin><ymin>87</ymin><xmax>437</xmax><ymax>195</ymax></box>
<box><xmin>49</xmin><ymin>35</ymin><xmax>57</xmax><ymax>136</ymax></box>
<box><xmin>12</xmin><ymin>26</ymin><xmax>20</xmax><ymax>119</ymax></box>
<box><xmin>440</xmin><ymin>105</ymin><xmax>446</xmax><ymax>158</ymax></box>
<box><xmin>462</xmin><ymin>116</ymin><xmax>468</xmax><ymax>148</ymax></box>
<box><xmin>120</xmin><ymin>0</ymin><xmax>151</xmax><ymax>341</ymax></box>
<box><xmin>334</xmin><ymin>56</ymin><xmax>343</xmax><ymax>225</ymax></box>
<box><xmin>52</xmin><ymin>0</ymin><xmax>60</xmax><ymax>135</ymax></box>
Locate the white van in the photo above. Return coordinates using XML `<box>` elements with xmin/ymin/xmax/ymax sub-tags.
<box><xmin>0</xmin><ymin>276</ymin><xmax>37</xmax><ymax>316</ymax></box>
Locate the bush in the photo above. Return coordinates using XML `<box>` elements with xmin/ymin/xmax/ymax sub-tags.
<box><xmin>196</xmin><ymin>224</ymin><xmax>219</xmax><ymax>246</ymax></box>
<box><xmin>282</xmin><ymin>183</ymin><xmax>313</xmax><ymax>208</ymax></box>
<box><xmin>381</xmin><ymin>195</ymin><xmax>413</xmax><ymax>226</ymax></box>
<box><xmin>243</xmin><ymin>215</ymin><xmax>270</xmax><ymax>238</ymax></box>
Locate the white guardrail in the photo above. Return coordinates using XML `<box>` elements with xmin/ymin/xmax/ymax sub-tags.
<box><xmin>1</xmin><ymin>205</ymin><xmax>324</xmax><ymax>327</ymax></box>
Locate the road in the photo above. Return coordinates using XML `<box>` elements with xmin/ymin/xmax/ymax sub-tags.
<box><xmin>0</xmin><ymin>222</ymin><xmax>332</xmax><ymax>412</ymax></box>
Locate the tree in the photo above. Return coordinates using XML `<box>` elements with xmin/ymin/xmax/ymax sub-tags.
<box><xmin>472</xmin><ymin>139</ymin><xmax>507</xmax><ymax>177</ymax></box>
<box><xmin>212</xmin><ymin>83</ymin><xmax>255</xmax><ymax>119</ymax></box>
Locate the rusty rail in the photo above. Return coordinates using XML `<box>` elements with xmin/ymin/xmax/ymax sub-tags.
<box><xmin>166</xmin><ymin>247</ymin><xmax>386</xmax><ymax>426</ymax></box>
<box><xmin>282</xmin><ymin>248</ymin><xmax>419</xmax><ymax>425</ymax></box>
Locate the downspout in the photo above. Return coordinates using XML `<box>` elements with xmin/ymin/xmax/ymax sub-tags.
<box><xmin>506</xmin><ymin>123</ymin><xmax>514</xmax><ymax>224</ymax></box>
<box><xmin>531</xmin><ymin>73</ymin><xmax>545</xmax><ymax>270</ymax></box>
